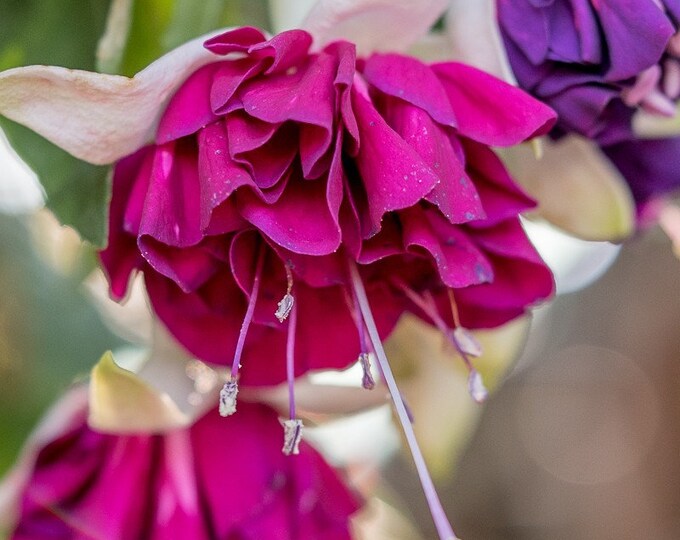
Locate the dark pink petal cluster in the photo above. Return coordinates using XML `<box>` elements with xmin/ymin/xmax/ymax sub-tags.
<box><xmin>101</xmin><ymin>27</ymin><xmax>556</xmax><ymax>385</ymax></box>
<box><xmin>10</xmin><ymin>401</ymin><xmax>360</xmax><ymax>540</ymax></box>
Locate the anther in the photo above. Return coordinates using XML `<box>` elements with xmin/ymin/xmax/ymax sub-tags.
<box><xmin>275</xmin><ymin>263</ymin><xmax>295</xmax><ymax>322</ymax></box>
<box><xmin>359</xmin><ymin>352</ymin><xmax>376</xmax><ymax>390</ymax></box>
<box><xmin>219</xmin><ymin>379</ymin><xmax>239</xmax><ymax>417</ymax></box>
<box><xmin>281</xmin><ymin>418</ymin><xmax>303</xmax><ymax>456</ymax></box>
<box><xmin>219</xmin><ymin>244</ymin><xmax>265</xmax><ymax>418</ymax></box>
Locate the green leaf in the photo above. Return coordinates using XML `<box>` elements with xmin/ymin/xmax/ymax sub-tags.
<box><xmin>0</xmin><ymin>0</ymin><xmax>113</xmax><ymax>245</ymax></box>
<box><xmin>0</xmin><ymin>118</ymin><xmax>111</xmax><ymax>246</ymax></box>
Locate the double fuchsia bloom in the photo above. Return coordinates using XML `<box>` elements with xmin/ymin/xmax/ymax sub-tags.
<box><xmin>9</xmin><ymin>393</ymin><xmax>360</xmax><ymax>540</ymax></box>
<box><xmin>101</xmin><ymin>27</ymin><xmax>556</xmax><ymax>392</ymax></box>
<box><xmin>497</xmin><ymin>0</ymin><xmax>679</xmax><ymax>144</ymax></box>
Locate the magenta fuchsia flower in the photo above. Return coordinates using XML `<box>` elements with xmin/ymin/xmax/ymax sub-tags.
<box><xmin>100</xmin><ymin>27</ymin><xmax>556</xmax><ymax>397</ymax></box>
<box><xmin>496</xmin><ymin>0</ymin><xmax>679</xmax><ymax>144</ymax></box>
<box><xmin>7</xmin><ymin>389</ymin><xmax>360</xmax><ymax>540</ymax></box>
<box><xmin>0</xmin><ymin>3</ymin><xmax>557</xmax><ymax>537</ymax></box>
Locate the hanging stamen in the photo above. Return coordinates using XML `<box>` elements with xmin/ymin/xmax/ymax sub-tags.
<box><xmin>281</xmin><ymin>293</ymin><xmax>303</xmax><ymax>455</ymax></box>
<box><xmin>275</xmin><ymin>262</ymin><xmax>295</xmax><ymax>322</ymax></box>
<box><xmin>350</xmin><ymin>262</ymin><xmax>460</xmax><ymax>540</ymax></box>
<box><xmin>219</xmin><ymin>244</ymin><xmax>265</xmax><ymax>417</ymax></box>
<box><xmin>358</xmin><ymin>353</ymin><xmax>376</xmax><ymax>390</ymax></box>
<box><xmin>447</xmin><ymin>289</ymin><xmax>482</xmax><ymax>358</ymax></box>
<box><xmin>348</xmin><ymin>285</ymin><xmax>377</xmax><ymax>390</ymax></box>
<box><xmin>398</xmin><ymin>281</ymin><xmax>488</xmax><ymax>404</ymax></box>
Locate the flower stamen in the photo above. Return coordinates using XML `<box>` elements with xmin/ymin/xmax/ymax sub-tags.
<box><xmin>399</xmin><ymin>282</ymin><xmax>488</xmax><ymax>403</ymax></box>
<box><xmin>350</xmin><ymin>261</ymin><xmax>460</xmax><ymax>540</ymax></box>
<box><xmin>282</xmin><ymin>290</ymin><xmax>303</xmax><ymax>455</ymax></box>
<box><xmin>219</xmin><ymin>244</ymin><xmax>265</xmax><ymax>417</ymax></box>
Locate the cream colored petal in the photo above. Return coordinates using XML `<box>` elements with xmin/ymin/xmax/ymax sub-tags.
<box><xmin>657</xmin><ymin>201</ymin><xmax>680</xmax><ymax>258</ymax></box>
<box><xmin>445</xmin><ymin>0</ymin><xmax>517</xmax><ymax>84</ymax></box>
<box><xmin>632</xmin><ymin>107</ymin><xmax>680</xmax><ymax>138</ymax></box>
<box><xmin>499</xmin><ymin>136</ymin><xmax>636</xmax><ymax>242</ymax></box>
<box><xmin>89</xmin><ymin>324</ymin><xmax>221</xmax><ymax>433</ymax></box>
<box><xmin>302</xmin><ymin>0</ymin><xmax>449</xmax><ymax>55</ymax></box>
<box><xmin>0</xmin><ymin>33</ymin><xmax>218</xmax><ymax>165</ymax></box>
<box><xmin>384</xmin><ymin>314</ymin><xmax>530</xmax><ymax>479</ymax></box>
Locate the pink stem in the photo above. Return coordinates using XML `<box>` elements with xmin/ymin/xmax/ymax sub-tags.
<box><xmin>286</xmin><ymin>298</ymin><xmax>298</xmax><ymax>420</ymax></box>
<box><xmin>231</xmin><ymin>245</ymin><xmax>265</xmax><ymax>379</ymax></box>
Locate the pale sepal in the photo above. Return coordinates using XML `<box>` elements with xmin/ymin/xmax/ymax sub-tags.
<box><xmin>302</xmin><ymin>0</ymin><xmax>449</xmax><ymax>56</ymax></box>
<box><xmin>96</xmin><ymin>0</ymin><xmax>134</xmax><ymax>74</ymax></box>
<box><xmin>89</xmin><ymin>323</ymin><xmax>221</xmax><ymax>433</ymax></box>
<box><xmin>0</xmin><ymin>33</ymin><xmax>219</xmax><ymax>165</ymax></box>
<box><xmin>445</xmin><ymin>0</ymin><xmax>517</xmax><ymax>84</ymax></box>
<box><xmin>499</xmin><ymin>136</ymin><xmax>636</xmax><ymax>242</ymax></box>
<box><xmin>384</xmin><ymin>314</ymin><xmax>530</xmax><ymax>479</ymax></box>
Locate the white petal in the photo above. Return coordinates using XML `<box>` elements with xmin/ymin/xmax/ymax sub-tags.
<box><xmin>302</xmin><ymin>0</ymin><xmax>449</xmax><ymax>55</ymax></box>
<box><xmin>445</xmin><ymin>0</ymin><xmax>517</xmax><ymax>84</ymax></box>
<box><xmin>0</xmin><ymin>33</ymin><xmax>219</xmax><ymax>165</ymax></box>
<box><xmin>0</xmin><ymin>387</ymin><xmax>89</xmax><ymax>530</ymax></box>
<box><xmin>268</xmin><ymin>0</ymin><xmax>317</xmax><ymax>33</ymax></box>
<box><xmin>499</xmin><ymin>136</ymin><xmax>636</xmax><ymax>242</ymax></box>
<box><xmin>0</xmin><ymin>128</ymin><xmax>44</xmax><ymax>214</ymax></box>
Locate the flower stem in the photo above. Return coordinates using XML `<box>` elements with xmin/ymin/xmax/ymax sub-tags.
<box><xmin>348</xmin><ymin>261</ymin><xmax>459</xmax><ymax>540</ymax></box>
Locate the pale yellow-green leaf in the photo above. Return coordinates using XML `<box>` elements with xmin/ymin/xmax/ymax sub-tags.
<box><xmin>499</xmin><ymin>136</ymin><xmax>636</xmax><ymax>242</ymax></box>
<box><xmin>384</xmin><ymin>314</ymin><xmax>530</xmax><ymax>479</ymax></box>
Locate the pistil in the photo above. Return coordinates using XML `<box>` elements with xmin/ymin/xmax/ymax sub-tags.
<box><xmin>349</xmin><ymin>261</ymin><xmax>460</xmax><ymax>540</ymax></box>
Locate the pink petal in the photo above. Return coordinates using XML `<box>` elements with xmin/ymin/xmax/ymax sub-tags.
<box><xmin>351</xmin><ymin>87</ymin><xmax>440</xmax><ymax>237</ymax></box>
<box><xmin>363</xmin><ymin>53</ymin><xmax>457</xmax><ymax>126</ymax></box>
<box><xmin>432</xmin><ymin>62</ymin><xmax>556</xmax><ymax>146</ymax></box>
<box><xmin>155</xmin><ymin>63</ymin><xmax>221</xmax><ymax>143</ymax></box>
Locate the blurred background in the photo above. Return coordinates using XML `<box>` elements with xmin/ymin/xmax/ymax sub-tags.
<box><xmin>1</xmin><ymin>1</ymin><xmax>679</xmax><ymax>539</ymax></box>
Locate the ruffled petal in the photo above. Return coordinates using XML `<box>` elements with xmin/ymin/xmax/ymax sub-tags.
<box><xmin>433</xmin><ymin>62</ymin><xmax>556</xmax><ymax>146</ymax></box>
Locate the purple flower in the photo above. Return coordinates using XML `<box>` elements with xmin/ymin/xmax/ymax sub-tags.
<box><xmin>497</xmin><ymin>0</ymin><xmax>678</xmax><ymax>144</ymax></box>
<box><xmin>601</xmin><ymin>136</ymin><xmax>680</xmax><ymax>204</ymax></box>
<box><xmin>100</xmin><ymin>27</ymin><xmax>556</xmax><ymax>390</ymax></box>
<box><xmin>7</xmin><ymin>389</ymin><xmax>360</xmax><ymax>540</ymax></box>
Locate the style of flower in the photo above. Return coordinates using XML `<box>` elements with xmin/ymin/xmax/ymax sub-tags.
<box><xmin>496</xmin><ymin>0</ymin><xmax>679</xmax><ymax>144</ymax></box>
<box><xmin>3</xmin><ymin>388</ymin><xmax>360</xmax><ymax>540</ymax></box>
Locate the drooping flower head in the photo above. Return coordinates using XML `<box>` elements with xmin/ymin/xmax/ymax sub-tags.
<box><xmin>101</xmin><ymin>26</ymin><xmax>556</xmax><ymax>397</ymax></box>
<box><xmin>497</xmin><ymin>0</ymin><xmax>680</xmax><ymax>144</ymax></box>
<box><xmin>7</xmin><ymin>388</ymin><xmax>360</xmax><ymax>540</ymax></box>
